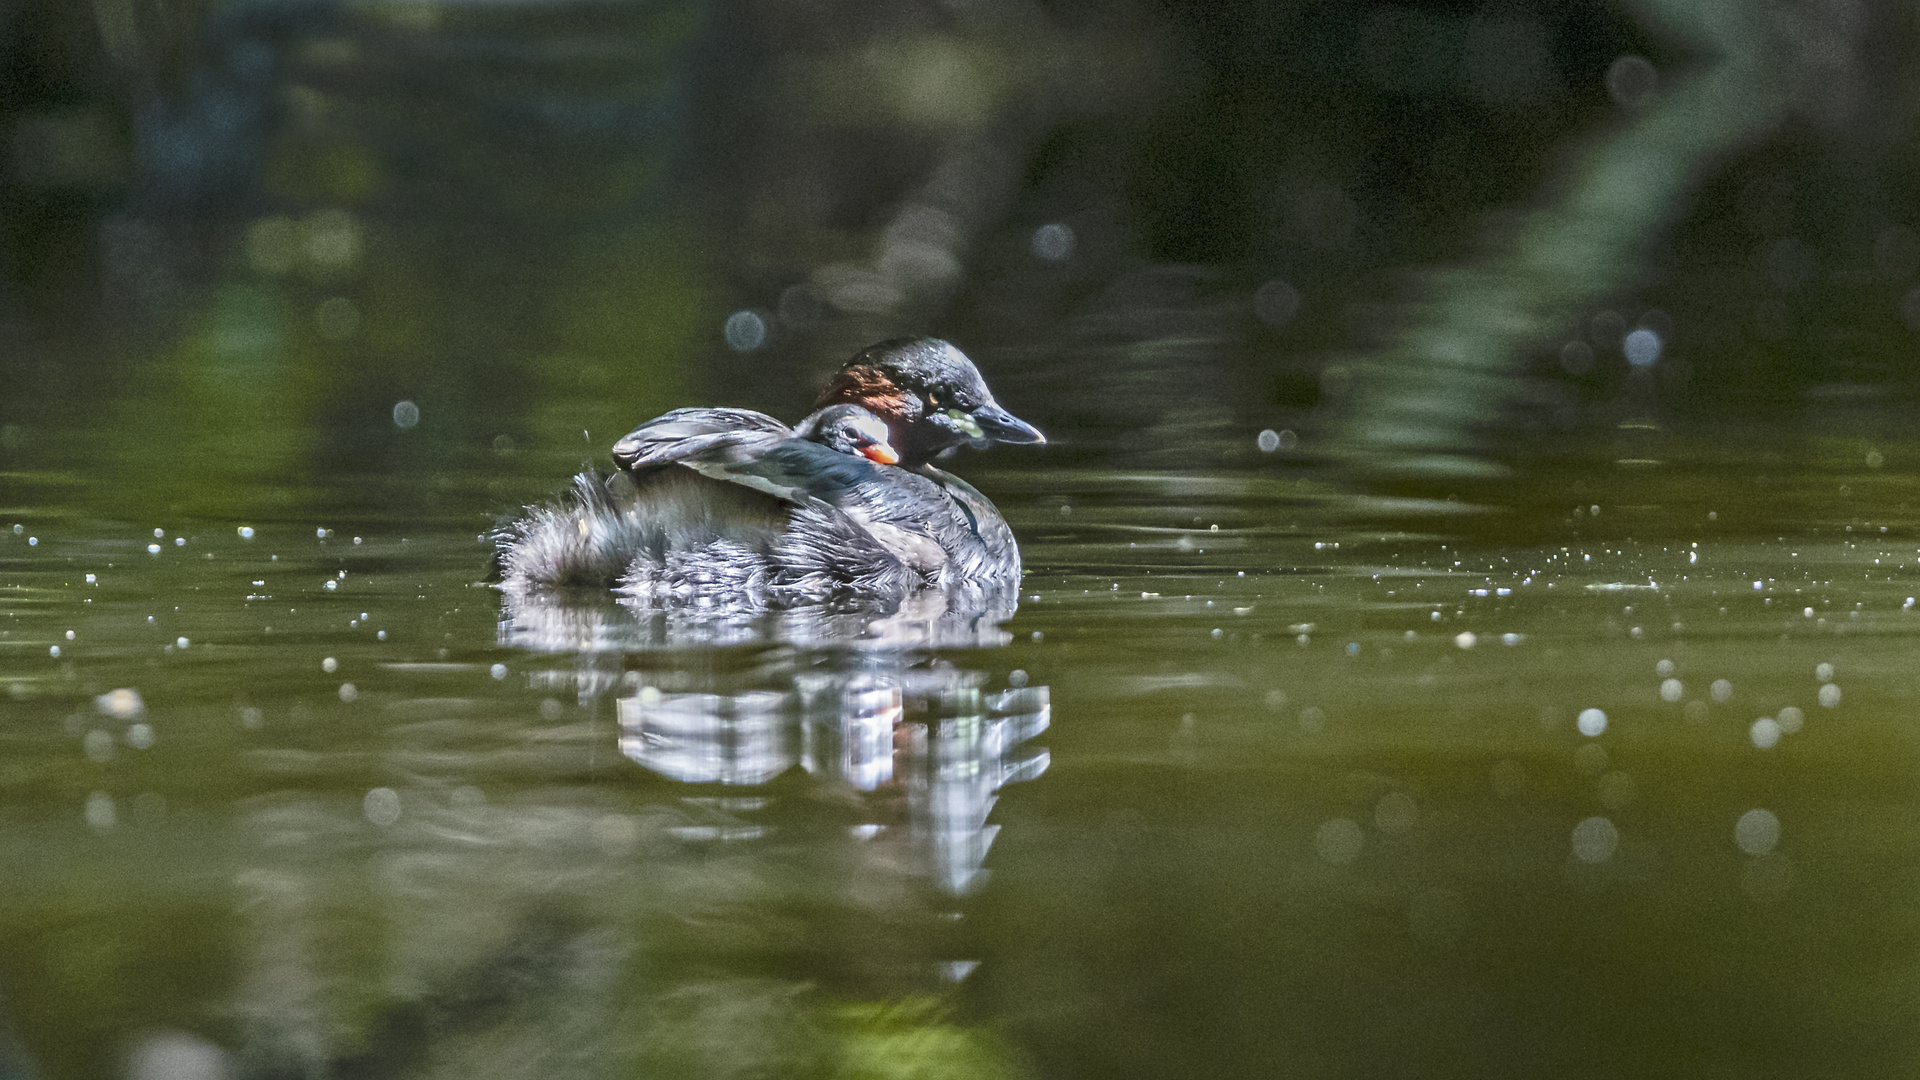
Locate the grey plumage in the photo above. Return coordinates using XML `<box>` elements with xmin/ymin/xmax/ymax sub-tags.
<box><xmin>499</xmin><ymin>339</ymin><xmax>1040</xmax><ymax>610</ymax></box>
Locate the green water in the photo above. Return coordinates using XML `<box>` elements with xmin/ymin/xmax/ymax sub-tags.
<box><xmin>3</xmin><ymin>444</ymin><xmax>1918</xmax><ymax>1079</ymax></box>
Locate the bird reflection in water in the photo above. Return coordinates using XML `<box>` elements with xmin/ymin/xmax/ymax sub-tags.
<box><xmin>500</xmin><ymin>580</ymin><xmax>1049</xmax><ymax>908</ymax></box>
<box><xmin>619</xmin><ymin>663</ymin><xmax>1050</xmax><ymax>897</ymax></box>
<box><xmin>498</xmin><ymin>578</ymin><xmax>1020</xmax><ymax>652</ymax></box>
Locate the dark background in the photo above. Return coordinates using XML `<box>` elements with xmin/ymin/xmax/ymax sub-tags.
<box><xmin>4</xmin><ymin>0</ymin><xmax>1919</xmax><ymax>517</ymax></box>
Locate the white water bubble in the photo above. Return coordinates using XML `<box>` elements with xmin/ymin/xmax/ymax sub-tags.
<box><xmin>724</xmin><ymin>310</ymin><xmax>767</xmax><ymax>352</ymax></box>
<box><xmin>338</xmin><ymin>683</ymin><xmax>358</xmax><ymax>702</ymax></box>
<box><xmin>1710</xmin><ymin>679</ymin><xmax>1732</xmax><ymax>702</ymax></box>
<box><xmin>321</xmin><ymin>657</ymin><xmax>338</xmax><ymax>673</ymax></box>
<box><xmin>1577</xmin><ymin>708</ymin><xmax>1607</xmax><ymax>736</ymax></box>
<box><xmin>1735</xmin><ymin>808</ymin><xmax>1780</xmax><ymax>855</ymax></box>
<box><xmin>147</xmin><ymin>544</ymin><xmax>161</xmax><ymax>555</ymax></box>
<box><xmin>238</xmin><ymin>526</ymin><xmax>255</xmax><ymax>539</ymax></box>
<box><xmin>1659</xmin><ymin>678</ymin><xmax>1683</xmax><ymax>702</ymax></box>
<box><xmin>97</xmin><ymin>688</ymin><xmax>144</xmax><ymax>719</ymax></box>
<box><xmin>1257</xmin><ymin>429</ymin><xmax>1281</xmax><ymax>453</ymax></box>
<box><xmin>126</xmin><ymin>723</ymin><xmax>154</xmax><ymax>750</ymax></box>
<box><xmin>85</xmin><ymin>791</ymin><xmax>116</xmax><ymax>830</ymax></box>
<box><xmin>1622</xmin><ymin>327</ymin><xmax>1662</xmax><ymax>367</ymax></box>
<box><xmin>1570</xmin><ymin>816</ymin><xmax>1618</xmax><ymax>863</ymax></box>
<box><xmin>48</xmin><ymin>645</ymin><xmax>60</xmax><ymax>658</ymax></box>
<box><xmin>1315</xmin><ymin>817</ymin><xmax>1364</xmax><ymax>864</ymax></box>
<box><xmin>1031</xmin><ymin>222</ymin><xmax>1075</xmax><ymax>261</ymax></box>
<box><xmin>175</xmin><ymin>637</ymin><xmax>188</xmax><ymax>649</ymax></box>
<box><xmin>1455</xmin><ymin>631</ymin><xmax>1477</xmax><ymax>649</ymax></box>
<box><xmin>1777</xmin><ymin>705</ymin><xmax>1804</xmax><ymax>733</ymax></box>
<box><xmin>363</xmin><ymin>787</ymin><xmax>401</xmax><ymax>826</ymax></box>
<box><xmin>1815</xmin><ymin>662</ymin><xmax>1834</xmax><ymax>683</ymax></box>
<box><xmin>1655</xmin><ymin>658</ymin><xmax>1674</xmax><ymax>677</ymax></box>
<box><xmin>392</xmin><ymin>400</ymin><xmax>420</xmax><ymax>429</ymax></box>
<box><xmin>1818</xmin><ymin>683</ymin><xmax>1841</xmax><ymax>708</ymax></box>
<box><xmin>490</xmin><ymin>663</ymin><xmax>508</xmax><ymax>680</ymax></box>
<box><xmin>126</xmin><ymin>1031</ymin><xmax>231</xmax><ymax>1080</ymax></box>
<box><xmin>1749</xmin><ymin>717</ymin><xmax>1781</xmax><ymax>749</ymax></box>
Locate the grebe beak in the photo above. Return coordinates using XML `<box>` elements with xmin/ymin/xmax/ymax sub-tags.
<box><xmin>970</xmin><ymin>401</ymin><xmax>1046</xmax><ymax>446</ymax></box>
<box><xmin>859</xmin><ymin>440</ymin><xmax>901</xmax><ymax>466</ymax></box>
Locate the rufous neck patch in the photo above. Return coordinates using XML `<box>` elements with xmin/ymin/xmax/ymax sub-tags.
<box><xmin>815</xmin><ymin>364</ymin><xmax>915</xmax><ymax>428</ymax></box>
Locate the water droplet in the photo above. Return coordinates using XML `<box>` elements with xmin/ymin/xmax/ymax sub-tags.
<box><xmin>1570</xmin><ymin>816</ymin><xmax>1618</xmax><ymax>863</ymax></box>
<box><xmin>363</xmin><ymin>787</ymin><xmax>401</xmax><ymax>826</ymax></box>
<box><xmin>1735</xmin><ymin>808</ymin><xmax>1780</xmax><ymax>855</ymax></box>
<box><xmin>1031</xmin><ymin>222</ymin><xmax>1075</xmax><ymax>261</ymax></box>
<box><xmin>1315</xmin><ymin>818</ymin><xmax>1364</xmax><ymax>864</ymax></box>
<box><xmin>723</xmin><ymin>310</ymin><xmax>767</xmax><ymax>352</ymax></box>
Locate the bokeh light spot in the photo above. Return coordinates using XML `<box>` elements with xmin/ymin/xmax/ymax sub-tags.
<box><xmin>1605</xmin><ymin>55</ymin><xmax>1658</xmax><ymax>107</ymax></box>
<box><xmin>1623</xmin><ymin>328</ymin><xmax>1661</xmax><ymax>367</ymax></box>
<box><xmin>1031</xmin><ymin>222</ymin><xmax>1075</xmax><ymax>261</ymax></box>
<box><xmin>1736</xmin><ymin>808</ymin><xmax>1781</xmax><ymax>855</ymax></box>
<box><xmin>1570</xmin><ymin>816</ymin><xmax>1618</xmax><ymax>863</ymax></box>
<box><xmin>723</xmin><ymin>309</ymin><xmax>767</xmax><ymax>352</ymax></box>
<box><xmin>1315</xmin><ymin>817</ymin><xmax>1364</xmax><ymax>864</ymax></box>
<box><xmin>363</xmin><ymin>787</ymin><xmax>401</xmax><ymax>826</ymax></box>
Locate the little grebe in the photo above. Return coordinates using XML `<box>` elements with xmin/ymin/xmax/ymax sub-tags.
<box><xmin>497</xmin><ymin>338</ymin><xmax>1041</xmax><ymax>608</ymax></box>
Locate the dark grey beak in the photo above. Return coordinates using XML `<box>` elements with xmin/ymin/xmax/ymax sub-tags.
<box><xmin>972</xmin><ymin>402</ymin><xmax>1046</xmax><ymax>446</ymax></box>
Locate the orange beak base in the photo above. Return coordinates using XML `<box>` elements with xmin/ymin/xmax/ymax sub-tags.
<box><xmin>859</xmin><ymin>441</ymin><xmax>901</xmax><ymax>465</ymax></box>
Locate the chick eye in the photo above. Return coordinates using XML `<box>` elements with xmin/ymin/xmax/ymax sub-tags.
<box><xmin>926</xmin><ymin>392</ymin><xmax>942</xmax><ymax>409</ymax></box>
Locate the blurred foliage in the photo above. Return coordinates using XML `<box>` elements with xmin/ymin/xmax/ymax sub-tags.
<box><xmin>4</xmin><ymin>0</ymin><xmax>1920</xmax><ymax>498</ymax></box>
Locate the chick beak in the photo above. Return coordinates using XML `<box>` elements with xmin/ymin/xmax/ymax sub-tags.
<box><xmin>859</xmin><ymin>439</ymin><xmax>901</xmax><ymax>465</ymax></box>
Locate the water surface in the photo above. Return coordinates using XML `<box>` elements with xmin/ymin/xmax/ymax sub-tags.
<box><xmin>3</xmin><ymin>439</ymin><xmax>1918</xmax><ymax>1079</ymax></box>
